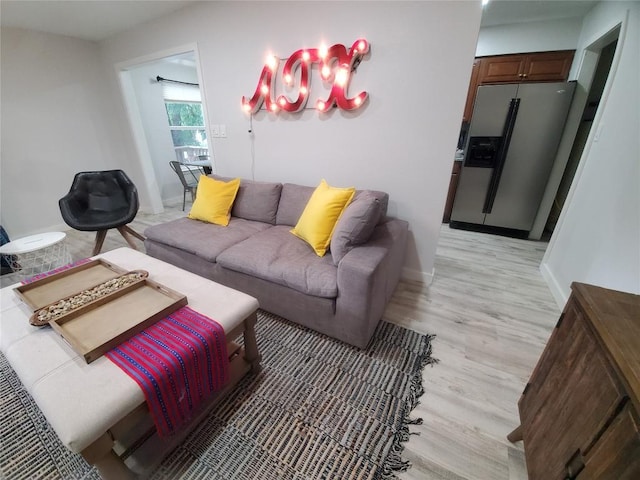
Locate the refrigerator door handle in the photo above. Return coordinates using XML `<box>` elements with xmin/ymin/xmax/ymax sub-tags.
<box><xmin>483</xmin><ymin>98</ymin><xmax>520</xmax><ymax>214</ymax></box>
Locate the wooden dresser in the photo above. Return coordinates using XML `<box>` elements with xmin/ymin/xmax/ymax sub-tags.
<box><xmin>508</xmin><ymin>282</ymin><xmax>640</xmax><ymax>479</ymax></box>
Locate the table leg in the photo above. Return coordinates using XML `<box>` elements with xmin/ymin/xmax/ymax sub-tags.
<box><xmin>81</xmin><ymin>432</ymin><xmax>136</xmax><ymax>480</ymax></box>
<box><xmin>507</xmin><ymin>424</ymin><xmax>523</xmax><ymax>443</ymax></box>
<box><xmin>243</xmin><ymin>311</ymin><xmax>262</xmax><ymax>372</ymax></box>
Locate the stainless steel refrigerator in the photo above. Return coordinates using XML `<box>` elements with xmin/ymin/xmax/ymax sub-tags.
<box><xmin>450</xmin><ymin>81</ymin><xmax>576</xmax><ymax>237</ymax></box>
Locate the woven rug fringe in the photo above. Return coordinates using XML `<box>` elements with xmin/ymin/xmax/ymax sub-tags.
<box><xmin>380</xmin><ymin>333</ymin><xmax>438</xmax><ymax>479</ymax></box>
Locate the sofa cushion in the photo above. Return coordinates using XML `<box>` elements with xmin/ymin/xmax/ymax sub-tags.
<box><xmin>188</xmin><ymin>176</ymin><xmax>240</xmax><ymax>226</ymax></box>
<box><xmin>330</xmin><ymin>191</ymin><xmax>382</xmax><ymax>265</ymax></box>
<box><xmin>217</xmin><ymin>226</ymin><xmax>338</xmax><ymax>298</ymax></box>
<box><xmin>213</xmin><ymin>175</ymin><xmax>282</xmax><ymax>225</ymax></box>
<box><xmin>144</xmin><ymin>217</ymin><xmax>270</xmax><ymax>263</ymax></box>
<box><xmin>275</xmin><ymin>183</ymin><xmax>315</xmax><ymax>226</ymax></box>
<box><xmin>365</xmin><ymin>190</ymin><xmax>389</xmax><ymax>221</ymax></box>
<box><xmin>276</xmin><ymin>183</ymin><xmax>390</xmax><ymax>227</ymax></box>
<box><xmin>291</xmin><ymin>179</ymin><xmax>355</xmax><ymax>257</ymax></box>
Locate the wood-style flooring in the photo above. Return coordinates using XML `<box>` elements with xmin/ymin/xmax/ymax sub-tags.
<box><xmin>1</xmin><ymin>202</ymin><xmax>560</xmax><ymax>479</ymax></box>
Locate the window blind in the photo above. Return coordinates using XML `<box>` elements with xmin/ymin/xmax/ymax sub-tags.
<box><xmin>162</xmin><ymin>82</ymin><xmax>201</xmax><ymax>103</ymax></box>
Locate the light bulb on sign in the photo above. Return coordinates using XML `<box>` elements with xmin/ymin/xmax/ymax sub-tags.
<box><xmin>318</xmin><ymin>44</ymin><xmax>328</xmax><ymax>59</ymax></box>
<box><xmin>321</xmin><ymin>64</ymin><xmax>331</xmax><ymax>79</ymax></box>
<box><xmin>316</xmin><ymin>100</ymin><xmax>326</xmax><ymax>111</ymax></box>
<box><xmin>335</xmin><ymin>67</ymin><xmax>349</xmax><ymax>87</ymax></box>
<box><xmin>266</xmin><ymin>55</ymin><xmax>278</xmax><ymax>71</ymax></box>
<box><xmin>284</xmin><ymin>73</ymin><xmax>292</xmax><ymax>84</ymax></box>
<box><xmin>260</xmin><ymin>84</ymin><xmax>269</xmax><ymax>95</ymax></box>
<box><xmin>354</xmin><ymin>96</ymin><xmax>362</xmax><ymax>106</ymax></box>
<box><xmin>302</xmin><ymin>51</ymin><xmax>310</xmax><ymax>62</ymax></box>
<box><xmin>270</xmin><ymin>103</ymin><xmax>278</xmax><ymax>112</ymax></box>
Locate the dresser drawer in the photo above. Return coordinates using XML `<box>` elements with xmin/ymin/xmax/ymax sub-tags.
<box><xmin>519</xmin><ymin>301</ymin><xmax>626</xmax><ymax>479</ymax></box>
<box><xmin>579</xmin><ymin>402</ymin><xmax>640</xmax><ymax>479</ymax></box>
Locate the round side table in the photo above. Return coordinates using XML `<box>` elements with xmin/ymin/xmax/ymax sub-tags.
<box><xmin>0</xmin><ymin>231</ymin><xmax>71</xmax><ymax>278</ymax></box>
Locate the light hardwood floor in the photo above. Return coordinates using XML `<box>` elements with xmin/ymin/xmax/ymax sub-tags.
<box><xmin>1</xmin><ymin>203</ymin><xmax>560</xmax><ymax>479</ymax></box>
<box><xmin>391</xmin><ymin>226</ymin><xmax>559</xmax><ymax>480</ymax></box>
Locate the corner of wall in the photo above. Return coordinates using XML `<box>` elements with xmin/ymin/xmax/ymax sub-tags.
<box><xmin>539</xmin><ymin>261</ymin><xmax>569</xmax><ymax>309</ymax></box>
<box><xmin>402</xmin><ymin>266</ymin><xmax>434</xmax><ymax>286</ymax></box>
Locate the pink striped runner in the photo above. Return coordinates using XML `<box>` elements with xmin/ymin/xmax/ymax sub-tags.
<box><xmin>106</xmin><ymin>306</ymin><xmax>229</xmax><ymax>438</ymax></box>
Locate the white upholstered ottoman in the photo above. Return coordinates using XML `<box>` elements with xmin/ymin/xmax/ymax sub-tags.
<box><xmin>0</xmin><ymin>247</ymin><xmax>261</xmax><ymax>478</ymax></box>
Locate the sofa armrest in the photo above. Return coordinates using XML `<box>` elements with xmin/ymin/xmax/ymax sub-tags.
<box><xmin>335</xmin><ymin>218</ymin><xmax>408</xmax><ymax>347</ymax></box>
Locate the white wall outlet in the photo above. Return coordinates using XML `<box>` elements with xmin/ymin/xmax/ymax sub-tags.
<box><xmin>211</xmin><ymin>124</ymin><xmax>220</xmax><ymax>138</ymax></box>
<box><xmin>220</xmin><ymin>124</ymin><xmax>227</xmax><ymax>138</ymax></box>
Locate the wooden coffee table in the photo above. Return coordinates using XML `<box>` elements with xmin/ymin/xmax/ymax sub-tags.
<box><xmin>0</xmin><ymin>247</ymin><xmax>261</xmax><ymax>479</ymax></box>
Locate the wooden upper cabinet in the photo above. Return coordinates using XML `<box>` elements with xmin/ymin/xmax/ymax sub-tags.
<box><xmin>479</xmin><ymin>50</ymin><xmax>574</xmax><ymax>84</ymax></box>
<box><xmin>523</xmin><ymin>51</ymin><xmax>575</xmax><ymax>82</ymax></box>
<box><xmin>462</xmin><ymin>50</ymin><xmax>575</xmax><ymax>122</ymax></box>
<box><xmin>478</xmin><ymin>55</ymin><xmax>527</xmax><ymax>83</ymax></box>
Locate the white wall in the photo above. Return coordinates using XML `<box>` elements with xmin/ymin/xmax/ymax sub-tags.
<box><xmin>99</xmin><ymin>1</ymin><xmax>483</xmax><ymax>282</ymax></box>
<box><xmin>476</xmin><ymin>17</ymin><xmax>583</xmax><ymax>57</ymax></box>
<box><xmin>541</xmin><ymin>1</ymin><xmax>640</xmax><ymax>301</ymax></box>
<box><xmin>0</xmin><ymin>28</ymin><xmax>145</xmax><ymax>238</ymax></box>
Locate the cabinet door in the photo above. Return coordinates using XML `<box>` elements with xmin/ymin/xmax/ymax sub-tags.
<box><xmin>442</xmin><ymin>161</ymin><xmax>462</xmax><ymax>223</ymax></box>
<box><xmin>579</xmin><ymin>403</ymin><xmax>640</xmax><ymax>479</ymax></box>
<box><xmin>522</xmin><ymin>51</ymin><xmax>574</xmax><ymax>82</ymax></box>
<box><xmin>463</xmin><ymin>59</ymin><xmax>481</xmax><ymax>122</ymax></box>
<box><xmin>518</xmin><ymin>300</ymin><xmax>627</xmax><ymax>479</ymax></box>
<box><xmin>478</xmin><ymin>55</ymin><xmax>525</xmax><ymax>83</ymax></box>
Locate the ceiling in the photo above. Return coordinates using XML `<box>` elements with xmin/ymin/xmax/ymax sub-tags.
<box><xmin>0</xmin><ymin>0</ymin><xmax>199</xmax><ymax>42</ymax></box>
<box><xmin>0</xmin><ymin>0</ymin><xmax>598</xmax><ymax>43</ymax></box>
<box><xmin>480</xmin><ymin>0</ymin><xmax>598</xmax><ymax>28</ymax></box>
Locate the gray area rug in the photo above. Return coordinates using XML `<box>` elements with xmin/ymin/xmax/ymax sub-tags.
<box><xmin>1</xmin><ymin>311</ymin><xmax>436</xmax><ymax>480</ymax></box>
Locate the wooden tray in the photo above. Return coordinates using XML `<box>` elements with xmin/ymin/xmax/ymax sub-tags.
<box><xmin>30</xmin><ymin>270</ymin><xmax>149</xmax><ymax>326</ymax></box>
<box><xmin>49</xmin><ymin>277</ymin><xmax>187</xmax><ymax>363</ymax></box>
<box><xmin>14</xmin><ymin>259</ymin><xmax>127</xmax><ymax>311</ymax></box>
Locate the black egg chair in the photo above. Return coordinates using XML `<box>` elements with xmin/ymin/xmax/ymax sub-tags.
<box><xmin>59</xmin><ymin>170</ymin><xmax>145</xmax><ymax>255</ymax></box>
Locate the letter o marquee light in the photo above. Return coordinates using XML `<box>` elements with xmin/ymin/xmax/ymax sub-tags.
<box><xmin>242</xmin><ymin>39</ymin><xmax>370</xmax><ymax>114</ymax></box>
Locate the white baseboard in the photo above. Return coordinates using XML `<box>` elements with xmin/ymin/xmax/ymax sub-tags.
<box><xmin>402</xmin><ymin>266</ymin><xmax>434</xmax><ymax>285</ymax></box>
<box><xmin>540</xmin><ymin>262</ymin><xmax>568</xmax><ymax>309</ymax></box>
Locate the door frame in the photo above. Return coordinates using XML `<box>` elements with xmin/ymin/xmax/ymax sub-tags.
<box><xmin>114</xmin><ymin>43</ymin><xmax>210</xmax><ymax>214</ymax></box>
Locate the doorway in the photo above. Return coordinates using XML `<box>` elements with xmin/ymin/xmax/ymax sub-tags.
<box><xmin>543</xmin><ymin>31</ymin><xmax>619</xmax><ymax>237</ymax></box>
<box><xmin>449</xmin><ymin>22</ymin><xmax>621</xmax><ymax>243</ymax></box>
<box><xmin>117</xmin><ymin>46</ymin><xmax>210</xmax><ymax>213</ymax></box>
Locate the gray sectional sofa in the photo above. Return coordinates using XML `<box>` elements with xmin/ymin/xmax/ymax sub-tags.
<box><xmin>144</xmin><ymin>177</ymin><xmax>409</xmax><ymax>348</ymax></box>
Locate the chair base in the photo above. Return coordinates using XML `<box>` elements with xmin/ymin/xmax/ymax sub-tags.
<box><xmin>93</xmin><ymin>226</ymin><xmax>146</xmax><ymax>256</ymax></box>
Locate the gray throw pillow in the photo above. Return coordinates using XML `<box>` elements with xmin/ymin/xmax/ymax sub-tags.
<box><xmin>330</xmin><ymin>191</ymin><xmax>382</xmax><ymax>265</ymax></box>
<box><xmin>213</xmin><ymin>175</ymin><xmax>282</xmax><ymax>224</ymax></box>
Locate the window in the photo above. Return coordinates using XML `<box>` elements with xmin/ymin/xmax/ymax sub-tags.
<box><xmin>162</xmin><ymin>81</ymin><xmax>207</xmax><ymax>148</ymax></box>
<box><xmin>165</xmin><ymin>102</ymin><xmax>207</xmax><ymax>147</ymax></box>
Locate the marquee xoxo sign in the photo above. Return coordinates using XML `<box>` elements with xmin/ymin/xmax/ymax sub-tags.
<box><xmin>242</xmin><ymin>39</ymin><xmax>370</xmax><ymax>114</ymax></box>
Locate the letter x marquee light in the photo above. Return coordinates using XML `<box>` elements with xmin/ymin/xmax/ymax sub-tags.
<box><xmin>242</xmin><ymin>39</ymin><xmax>370</xmax><ymax>114</ymax></box>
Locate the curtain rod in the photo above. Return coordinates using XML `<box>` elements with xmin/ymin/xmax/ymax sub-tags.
<box><xmin>156</xmin><ymin>76</ymin><xmax>199</xmax><ymax>87</ymax></box>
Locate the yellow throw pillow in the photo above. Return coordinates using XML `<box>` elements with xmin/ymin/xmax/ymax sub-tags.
<box><xmin>188</xmin><ymin>176</ymin><xmax>240</xmax><ymax>226</ymax></box>
<box><xmin>291</xmin><ymin>179</ymin><xmax>355</xmax><ymax>256</ymax></box>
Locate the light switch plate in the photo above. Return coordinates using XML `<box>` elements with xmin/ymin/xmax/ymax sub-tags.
<box><xmin>220</xmin><ymin>124</ymin><xmax>227</xmax><ymax>138</ymax></box>
<box><xmin>211</xmin><ymin>124</ymin><xmax>220</xmax><ymax>138</ymax></box>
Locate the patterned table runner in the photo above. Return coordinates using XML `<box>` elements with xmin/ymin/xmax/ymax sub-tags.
<box><xmin>106</xmin><ymin>306</ymin><xmax>229</xmax><ymax>437</ymax></box>
<box><xmin>21</xmin><ymin>261</ymin><xmax>230</xmax><ymax>437</ymax></box>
